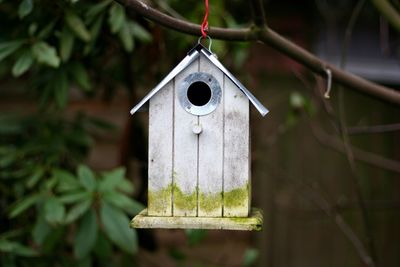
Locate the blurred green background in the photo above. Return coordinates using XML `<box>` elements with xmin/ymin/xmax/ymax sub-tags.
<box><xmin>1</xmin><ymin>0</ymin><xmax>399</xmax><ymax>266</ymax></box>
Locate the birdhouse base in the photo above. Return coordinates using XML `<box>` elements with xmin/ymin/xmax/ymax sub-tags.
<box><xmin>130</xmin><ymin>208</ymin><xmax>263</xmax><ymax>231</ymax></box>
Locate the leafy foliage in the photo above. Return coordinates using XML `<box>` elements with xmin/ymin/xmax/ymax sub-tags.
<box><xmin>2</xmin><ymin>162</ymin><xmax>143</xmax><ymax>265</ymax></box>
<box><xmin>0</xmin><ymin>0</ymin><xmax>253</xmax><ymax>266</ymax></box>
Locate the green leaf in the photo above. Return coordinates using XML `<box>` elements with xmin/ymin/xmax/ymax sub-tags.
<box><xmin>83</xmin><ymin>15</ymin><xmax>104</xmax><ymax>55</ymax></box>
<box><xmin>12</xmin><ymin>50</ymin><xmax>34</xmax><ymax>77</ymax></box>
<box><xmin>74</xmin><ymin>209</ymin><xmax>98</xmax><ymax>259</ymax></box>
<box><xmin>28</xmin><ymin>23</ymin><xmax>38</xmax><ymax>36</ymax></box>
<box><xmin>37</xmin><ymin>21</ymin><xmax>56</xmax><ymax>39</ymax></box>
<box><xmin>18</xmin><ymin>0</ymin><xmax>33</xmax><ymax>19</ymax></box>
<box><xmin>93</xmin><ymin>232</ymin><xmax>112</xmax><ymax>259</ymax></box>
<box><xmin>32</xmin><ymin>214</ymin><xmax>51</xmax><ymax>245</ymax></box>
<box><xmin>103</xmin><ymin>191</ymin><xmax>143</xmax><ymax>216</ymax></box>
<box><xmin>0</xmin><ymin>153</ymin><xmax>17</xmax><ymax>168</ymax></box>
<box><xmin>86</xmin><ymin>0</ymin><xmax>112</xmax><ymax>23</ymax></box>
<box><xmin>116</xmin><ymin>178</ymin><xmax>134</xmax><ymax>194</ymax></box>
<box><xmin>77</xmin><ymin>165</ymin><xmax>96</xmax><ymax>192</ymax></box>
<box><xmin>118</xmin><ymin>22</ymin><xmax>134</xmax><ymax>52</ymax></box>
<box><xmin>242</xmin><ymin>248</ymin><xmax>259</xmax><ymax>267</ymax></box>
<box><xmin>26</xmin><ymin>166</ymin><xmax>45</xmax><ymax>188</ymax></box>
<box><xmin>99</xmin><ymin>167</ymin><xmax>125</xmax><ymax>192</ymax></box>
<box><xmin>9</xmin><ymin>194</ymin><xmax>41</xmax><ymax>218</ymax></box>
<box><xmin>0</xmin><ymin>40</ymin><xmax>24</xmax><ymax>63</ymax></box>
<box><xmin>45</xmin><ymin>176</ymin><xmax>58</xmax><ymax>190</ymax></box>
<box><xmin>65</xmin><ymin>11</ymin><xmax>91</xmax><ymax>42</ymax></box>
<box><xmin>185</xmin><ymin>229</ymin><xmax>207</xmax><ymax>246</ymax></box>
<box><xmin>32</xmin><ymin>42</ymin><xmax>60</xmax><ymax>68</ymax></box>
<box><xmin>100</xmin><ymin>202</ymin><xmax>137</xmax><ymax>254</ymax></box>
<box><xmin>44</xmin><ymin>197</ymin><xmax>65</xmax><ymax>224</ymax></box>
<box><xmin>129</xmin><ymin>22</ymin><xmax>152</xmax><ymax>42</ymax></box>
<box><xmin>60</xmin><ymin>26</ymin><xmax>75</xmax><ymax>62</ymax></box>
<box><xmin>54</xmin><ymin>71</ymin><xmax>69</xmax><ymax>108</ymax></box>
<box><xmin>54</xmin><ymin>169</ymin><xmax>81</xmax><ymax>192</ymax></box>
<box><xmin>69</xmin><ymin>63</ymin><xmax>92</xmax><ymax>91</ymax></box>
<box><xmin>65</xmin><ymin>199</ymin><xmax>92</xmax><ymax>224</ymax></box>
<box><xmin>108</xmin><ymin>3</ymin><xmax>125</xmax><ymax>34</ymax></box>
<box><xmin>59</xmin><ymin>191</ymin><xmax>90</xmax><ymax>204</ymax></box>
<box><xmin>0</xmin><ymin>239</ymin><xmax>38</xmax><ymax>257</ymax></box>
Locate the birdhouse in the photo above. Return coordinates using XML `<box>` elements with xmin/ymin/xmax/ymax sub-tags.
<box><xmin>130</xmin><ymin>43</ymin><xmax>268</xmax><ymax>231</ymax></box>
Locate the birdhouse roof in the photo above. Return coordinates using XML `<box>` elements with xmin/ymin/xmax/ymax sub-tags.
<box><xmin>130</xmin><ymin>43</ymin><xmax>269</xmax><ymax>116</ymax></box>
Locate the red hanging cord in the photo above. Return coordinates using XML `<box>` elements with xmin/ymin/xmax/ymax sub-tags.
<box><xmin>201</xmin><ymin>0</ymin><xmax>209</xmax><ymax>38</ymax></box>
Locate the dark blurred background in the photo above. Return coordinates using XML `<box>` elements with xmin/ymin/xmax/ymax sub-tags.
<box><xmin>0</xmin><ymin>0</ymin><xmax>399</xmax><ymax>266</ymax></box>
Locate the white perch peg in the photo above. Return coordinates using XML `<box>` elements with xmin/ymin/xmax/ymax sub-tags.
<box><xmin>192</xmin><ymin>124</ymin><xmax>203</xmax><ymax>135</ymax></box>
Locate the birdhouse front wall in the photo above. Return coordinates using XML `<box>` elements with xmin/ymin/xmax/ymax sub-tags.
<box><xmin>148</xmin><ymin>54</ymin><xmax>250</xmax><ymax>218</ymax></box>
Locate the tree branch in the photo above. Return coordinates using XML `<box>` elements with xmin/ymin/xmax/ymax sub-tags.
<box><xmin>249</xmin><ymin>0</ymin><xmax>267</xmax><ymax>27</ymax></box>
<box><xmin>116</xmin><ymin>0</ymin><xmax>400</xmax><ymax>106</ymax></box>
<box><xmin>347</xmin><ymin>123</ymin><xmax>400</xmax><ymax>134</ymax></box>
<box><xmin>371</xmin><ymin>0</ymin><xmax>400</xmax><ymax>32</ymax></box>
<box><xmin>310</xmin><ymin>122</ymin><xmax>400</xmax><ymax>174</ymax></box>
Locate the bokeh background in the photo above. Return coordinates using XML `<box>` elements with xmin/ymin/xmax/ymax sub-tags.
<box><xmin>1</xmin><ymin>0</ymin><xmax>399</xmax><ymax>266</ymax></box>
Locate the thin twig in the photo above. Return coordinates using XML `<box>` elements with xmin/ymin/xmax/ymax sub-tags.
<box><xmin>309</xmin><ymin>122</ymin><xmax>400</xmax><ymax>174</ymax></box>
<box><xmin>270</xmin><ymin>165</ymin><xmax>375</xmax><ymax>267</ymax></box>
<box><xmin>337</xmin><ymin>0</ymin><xmax>377</xmax><ymax>264</ymax></box>
<box><xmin>249</xmin><ymin>0</ymin><xmax>267</xmax><ymax>27</ymax></box>
<box><xmin>114</xmin><ymin>0</ymin><xmax>400</xmax><ymax>105</ymax></box>
<box><xmin>346</xmin><ymin>123</ymin><xmax>400</xmax><ymax>134</ymax></box>
<box><xmin>292</xmin><ymin>68</ymin><xmax>400</xmax><ymax>174</ymax></box>
<box><xmin>371</xmin><ymin>0</ymin><xmax>400</xmax><ymax>32</ymax></box>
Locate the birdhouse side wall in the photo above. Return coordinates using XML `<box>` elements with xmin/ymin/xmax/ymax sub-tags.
<box><xmin>148</xmin><ymin>82</ymin><xmax>174</xmax><ymax>216</ymax></box>
<box><xmin>223</xmin><ymin>77</ymin><xmax>250</xmax><ymax>217</ymax></box>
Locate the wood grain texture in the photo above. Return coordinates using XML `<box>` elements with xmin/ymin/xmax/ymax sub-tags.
<box><xmin>148</xmin><ymin>81</ymin><xmax>173</xmax><ymax>216</ymax></box>
<box><xmin>173</xmin><ymin>58</ymin><xmax>199</xmax><ymax>216</ymax></box>
<box><xmin>223</xmin><ymin>76</ymin><xmax>251</xmax><ymax>217</ymax></box>
<box><xmin>198</xmin><ymin>55</ymin><xmax>224</xmax><ymax>217</ymax></box>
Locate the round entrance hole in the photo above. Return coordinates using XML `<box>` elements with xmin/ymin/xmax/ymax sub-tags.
<box><xmin>187</xmin><ymin>81</ymin><xmax>212</xmax><ymax>106</ymax></box>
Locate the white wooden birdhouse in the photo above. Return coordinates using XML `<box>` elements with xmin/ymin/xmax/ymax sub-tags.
<box><xmin>130</xmin><ymin>43</ymin><xmax>268</xmax><ymax>231</ymax></box>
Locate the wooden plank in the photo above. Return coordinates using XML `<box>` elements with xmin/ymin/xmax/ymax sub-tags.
<box><xmin>131</xmin><ymin>208</ymin><xmax>262</xmax><ymax>231</ymax></box>
<box><xmin>223</xmin><ymin>76</ymin><xmax>251</xmax><ymax>217</ymax></box>
<box><xmin>198</xmin><ymin>55</ymin><xmax>223</xmax><ymax>217</ymax></box>
<box><xmin>148</xmin><ymin>81</ymin><xmax>173</xmax><ymax>216</ymax></box>
<box><xmin>173</xmin><ymin>59</ymin><xmax>199</xmax><ymax>216</ymax></box>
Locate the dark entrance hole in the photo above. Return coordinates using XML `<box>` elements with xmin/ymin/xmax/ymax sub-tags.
<box><xmin>187</xmin><ymin>81</ymin><xmax>212</xmax><ymax>106</ymax></box>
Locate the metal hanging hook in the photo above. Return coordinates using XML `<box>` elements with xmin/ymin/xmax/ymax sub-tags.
<box><xmin>324</xmin><ymin>68</ymin><xmax>332</xmax><ymax>99</ymax></box>
<box><xmin>198</xmin><ymin>35</ymin><xmax>213</xmax><ymax>52</ymax></box>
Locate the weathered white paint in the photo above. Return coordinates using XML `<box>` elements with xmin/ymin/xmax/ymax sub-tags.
<box><xmin>198</xmin><ymin>55</ymin><xmax>224</xmax><ymax>217</ymax></box>
<box><xmin>148</xmin><ymin>81</ymin><xmax>173</xmax><ymax>216</ymax></box>
<box><xmin>173</xmin><ymin>58</ymin><xmax>199</xmax><ymax>216</ymax></box>
<box><xmin>223</xmin><ymin>75</ymin><xmax>250</xmax><ymax>217</ymax></box>
<box><xmin>131</xmin><ymin>208</ymin><xmax>263</xmax><ymax>231</ymax></box>
<box><xmin>147</xmin><ymin>55</ymin><xmax>252</xmax><ymax>220</ymax></box>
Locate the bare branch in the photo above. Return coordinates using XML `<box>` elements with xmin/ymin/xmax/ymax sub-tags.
<box><xmin>270</xmin><ymin>166</ymin><xmax>375</xmax><ymax>267</ymax></box>
<box><xmin>310</xmin><ymin>122</ymin><xmax>400</xmax><ymax>174</ymax></box>
<box><xmin>115</xmin><ymin>0</ymin><xmax>400</xmax><ymax>106</ymax></box>
<box><xmin>337</xmin><ymin>1</ymin><xmax>377</xmax><ymax>263</ymax></box>
<box><xmin>347</xmin><ymin>123</ymin><xmax>400</xmax><ymax>134</ymax></box>
<box><xmin>249</xmin><ymin>0</ymin><xmax>267</xmax><ymax>27</ymax></box>
<box><xmin>371</xmin><ymin>0</ymin><xmax>400</xmax><ymax>32</ymax></box>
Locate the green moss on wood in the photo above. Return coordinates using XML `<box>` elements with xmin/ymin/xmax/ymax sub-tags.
<box><xmin>223</xmin><ymin>183</ymin><xmax>249</xmax><ymax>210</ymax></box>
<box><xmin>148</xmin><ymin>184</ymin><xmax>172</xmax><ymax>215</ymax></box>
<box><xmin>199</xmin><ymin>192</ymin><xmax>222</xmax><ymax>213</ymax></box>
<box><xmin>148</xmin><ymin>181</ymin><xmax>250</xmax><ymax>216</ymax></box>
<box><xmin>172</xmin><ymin>184</ymin><xmax>197</xmax><ymax>213</ymax></box>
